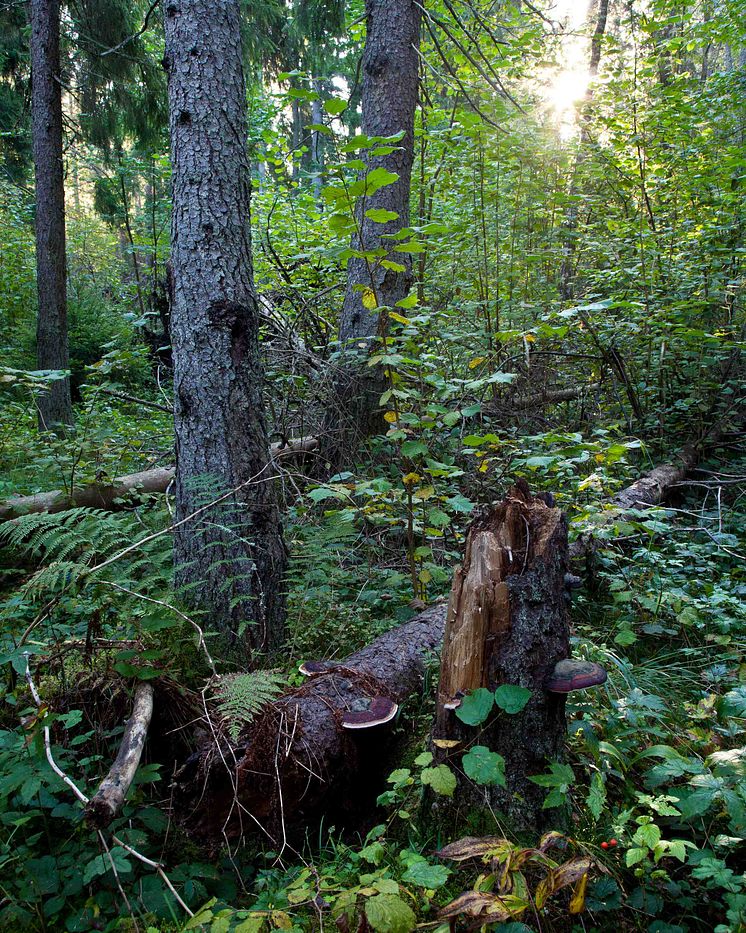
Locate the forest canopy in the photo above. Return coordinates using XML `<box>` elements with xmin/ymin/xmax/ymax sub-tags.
<box><xmin>0</xmin><ymin>0</ymin><xmax>745</xmax><ymax>931</ymax></box>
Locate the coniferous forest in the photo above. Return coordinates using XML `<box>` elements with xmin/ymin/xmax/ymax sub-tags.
<box><xmin>0</xmin><ymin>0</ymin><xmax>745</xmax><ymax>929</ymax></box>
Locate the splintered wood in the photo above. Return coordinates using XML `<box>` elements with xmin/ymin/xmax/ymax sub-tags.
<box><xmin>433</xmin><ymin>481</ymin><xmax>571</xmax><ymax>830</ymax></box>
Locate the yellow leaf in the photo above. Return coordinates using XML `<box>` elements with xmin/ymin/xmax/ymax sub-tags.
<box><xmin>569</xmin><ymin>872</ymin><xmax>588</xmax><ymax>915</ymax></box>
<box><xmin>524</xmin><ymin>333</ymin><xmax>536</xmax><ymax>343</ymax></box>
<box><xmin>468</xmin><ymin>356</ymin><xmax>485</xmax><ymax>369</ymax></box>
<box><xmin>362</xmin><ymin>288</ymin><xmax>378</xmax><ymax>310</ymax></box>
<box><xmin>419</xmin><ymin>568</ymin><xmax>432</xmax><ymax>583</ymax></box>
<box><xmin>479</xmin><ymin>460</ymin><xmax>490</xmax><ymax>473</ymax></box>
<box><xmin>384</xmin><ymin>411</ymin><xmax>398</xmax><ymax>423</ymax></box>
<box><xmin>389</xmin><ymin>311</ymin><xmax>410</xmax><ymax>325</ymax></box>
<box><xmin>412</xmin><ymin>485</ymin><xmax>435</xmax><ymax>500</ymax></box>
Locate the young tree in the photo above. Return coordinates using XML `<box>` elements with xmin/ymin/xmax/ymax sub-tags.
<box><xmin>331</xmin><ymin>0</ymin><xmax>422</xmax><ymax>448</ymax></box>
<box><xmin>163</xmin><ymin>0</ymin><xmax>286</xmax><ymax>653</ymax></box>
<box><xmin>30</xmin><ymin>0</ymin><xmax>73</xmax><ymax>429</ymax></box>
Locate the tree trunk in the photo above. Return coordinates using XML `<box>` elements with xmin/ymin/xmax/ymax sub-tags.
<box><xmin>433</xmin><ymin>483</ymin><xmax>571</xmax><ymax>831</ymax></box>
<box><xmin>558</xmin><ymin>0</ymin><xmax>609</xmax><ymax>302</ymax></box>
<box><xmin>163</xmin><ymin>0</ymin><xmax>287</xmax><ymax>654</ymax></box>
<box><xmin>174</xmin><ymin>604</ymin><xmax>446</xmax><ymax>844</ymax></box>
<box><xmin>330</xmin><ymin>0</ymin><xmax>422</xmax><ymax>450</ymax></box>
<box><xmin>30</xmin><ymin>0</ymin><xmax>73</xmax><ymax>430</ymax></box>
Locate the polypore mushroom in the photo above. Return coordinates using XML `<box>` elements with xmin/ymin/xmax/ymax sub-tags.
<box><xmin>298</xmin><ymin>660</ymin><xmax>336</xmax><ymax>677</ymax></box>
<box><xmin>341</xmin><ymin>696</ymin><xmax>398</xmax><ymax>729</ymax></box>
<box><xmin>545</xmin><ymin>659</ymin><xmax>607</xmax><ymax>694</ymax></box>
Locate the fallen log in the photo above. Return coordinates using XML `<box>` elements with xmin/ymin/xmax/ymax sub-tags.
<box><xmin>173</xmin><ymin>604</ymin><xmax>446</xmax><ymax>843</ymax></box>
<box><xmin>0</xmin><ymin>436</ymin><xmax>318</xmax><ymax>522</ymax></box>
<box><xmin>433</xmin><ymin>482</ymin><xmax>575</xmax><ymax>831</ymax></box>
<box><xmin>85</xmin><ymin>682</ymin><xmax>154</xmax><ymax>829</ymax></box>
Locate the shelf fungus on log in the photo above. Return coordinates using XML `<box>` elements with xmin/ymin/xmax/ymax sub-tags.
<box><xmin>341</xmin><ymin>696</ymin><xmax>398</xmax><ymax>729</ymax></box>
<box><xmin>545</xmin><ymin>660</ymin><xmax>607</xmax><ymax>693</ymax></box>
<box><xmin>172</xmin><ymin>605</ymin><xmax>446</xmax><ymax>844</ymax></box>
<box><xmin>432</xmin><ymin>481</ymin><xmax>572</xmax><ymax>830</ymax></box>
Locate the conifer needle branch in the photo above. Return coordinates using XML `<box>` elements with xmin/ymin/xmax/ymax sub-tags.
<box><xmin>101</xmin><ymin>0</ymin><xmax>162</xmax><ymax>57</ymax></box>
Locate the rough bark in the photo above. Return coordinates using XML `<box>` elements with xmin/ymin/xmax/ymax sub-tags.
<box><xmin>433</xmin><ymin>483</ymin><xmax>570</xmax><ymax>831</ymax></box>
<box><xmin>173</xmin><ymin>604</ymin><xmax>446</xmax><ymax>844</ymax></box>
<box><xmin>329</xmin><ymin>0</ymin><xmax>422</xmax><ymax>450</ymax></box>
<box><xmin>163</xmin><ymin>0</ymin><xmax>287</xmax><ymax>653</ymax></box>
<box><xmin>85</xmin><ymin>683</ymin><xmax>154</xmax><ymax>829</ymax></box>
<box><xmin>30</xmin><ymin>0</ymin><xmax>73</xmax><ymax>430</ymax></box>
<box><xmin>0</xmin><ymin>438</ymin><xmax>318</xmax><ymax>523</ymax></box>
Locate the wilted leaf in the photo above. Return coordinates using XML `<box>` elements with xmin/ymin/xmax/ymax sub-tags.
<box><xmin>534</xmin><ymin>857</ymin><xmax>593</xmax><ymax>909</ymax></box>
<box><xmin>436</xmin><ymin>836</ymin><xmax>508</xmax><ymax>861</ymax></box>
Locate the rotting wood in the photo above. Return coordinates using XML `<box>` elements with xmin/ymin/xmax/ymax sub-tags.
<box><xmin>0</xmin><ymin>437</ymin><xmax>318</xmax><ymax>522</ymax></box>
<box><xmin>173</xmin><ymin>604</ymin><xmax>446</xmax><ymax>844</ymax></box>
<box><xmin>85</xmin><ymin>682</ymin><xmax>154</xmax><ymax>829</ymax></box>
<box><xmin>433</xmin><ymin>481</ymin><xmax>571</xmax><ymax>831</ymax></box>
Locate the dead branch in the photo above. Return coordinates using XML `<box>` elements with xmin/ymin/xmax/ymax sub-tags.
<box><xmin>0</xmin><ymin>436</ymin><xmax>318</xmax><ymax>522</ymax></box>
<box><xmin>85</xmin><ymin>682</ymin><xmax>155</xmax><ymax>829</ymax></box>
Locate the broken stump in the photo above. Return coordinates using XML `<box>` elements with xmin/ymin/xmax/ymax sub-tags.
<box><xmin>433</xmin><ymin>481</ymin><xmax>573</xmax><ymax>830</ymax></box>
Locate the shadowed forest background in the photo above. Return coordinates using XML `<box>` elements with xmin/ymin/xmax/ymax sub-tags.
<box><xmin>0</xmin><ymin>0</ymin><xmax>745</xmax><ymax>930</ymax></box>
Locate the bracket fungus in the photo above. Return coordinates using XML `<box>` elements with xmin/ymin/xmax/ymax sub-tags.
<box><xmin>341</xmin><ymin>696</ymin><xmax>398</xmax><ymax>729</ymax></box>
<box><xmin>545</xmin><ymin>659</ymin><xmax>607</xmax><ymax>694</ymax></box>
<box><xmin>298</xmin><ymin>660</ymin><xmax>336</xmax><ymax>677</ymax></box>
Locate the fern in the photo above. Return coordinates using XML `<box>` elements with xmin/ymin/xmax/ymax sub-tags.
<box><xmin>0</xmin><ymin>507</ymin><xmax>171</xmax><ymax>603</ymax></box>
<box><xmin>212</xmin><ymin>671</ymin><xmax>286</xmax><ymax>741</ymax></box>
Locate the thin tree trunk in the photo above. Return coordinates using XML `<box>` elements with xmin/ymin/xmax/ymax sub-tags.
<box><xmin>163</xmin><ymin>0</ymin><xmax>287</xmax><ymax>654</ymax></box>
<box><xmin>330</xmin><ymin>0</ymin><xmax>422</xmax><ymax>449</ymax></box>
<box><xmin>558</xmin><ymin>0</ymin><xmax>609</xmax><ymax>302</ymax></box>
<box><xmin>31</xmin><ymin>0</ymin><xmax>73</xmax><ymax>430</ymax></box>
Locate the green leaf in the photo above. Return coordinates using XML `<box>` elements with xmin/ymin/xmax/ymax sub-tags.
<box><xmin>365</xmin><ymin>208</ymin><xmax>399</xmax><ymax>223</ymax></box>
<box><xmin>400</xmin><ymin>440</ymin><xmax>428</xmax><ymax>458</ymax></box>
<box><xmin>364</xmin><ymin>894</ymin><xmax>416</xmax><ymax>933</ymax></box>
<box><xmin>625</xmin><ymin>847</ymin><xmax>649</xmax><ymax>867</ymax></box>
<box><xmin>587</xmin><ymin>772</ymin><xmax>607</xmax><ymax>822</ymax></box>
<box><xmin>324</xmin><ymin>98</ymin><xmax>347</xmax><ymax>115</ymax></box>
<box><xmin>365</xmin><ymin>168</ymin><xmax>399</xmax><ymax>195</ymax></box>
<box><xmin>414</xmin><ymin>751</ymin><xmax>433</xmax><ymax>767</ymax></box>
<box><xmin>400</xmin><ymin>858</ymin><xmax>450</xmax><ymax>889</ymax></box>
<box><xmin>462</xmin><ymin>745</ymin><xmax>506</xmax><ymax>786</ymax></box>
<box><xmin>494</xmin><ymin>685</ymin><xmax>532</xmax><ymax>714</ymax></box>
<box><xmin>455</xmin><ymin>687</ymin><xmax>494</xmax><ymax>726</ymax></box>
<box><xmin>633</xmin><ymin>822</ymin><xmax>661</xmax><ymax>849</ymax></box>
<box><xmin>421</xmin><ymin>765</ymin><xmax>457</xmax><ymax>797</ymax></box>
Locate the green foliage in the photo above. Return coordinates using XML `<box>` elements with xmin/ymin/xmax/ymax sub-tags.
<box><xmin>213</xmin><ymin>671</ymin><xmax>286</xmax><ymax>741</ymax></box>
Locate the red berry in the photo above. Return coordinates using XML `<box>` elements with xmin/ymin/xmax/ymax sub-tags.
<box><xmin>601</xmin><ymin>841</ymin><xmax>609</xmax><ymax>849</ymax></box>
<box><xmin>610</xmin><ymin>839</ymin><xmax>618</xmax><ymax>847</ymax></box>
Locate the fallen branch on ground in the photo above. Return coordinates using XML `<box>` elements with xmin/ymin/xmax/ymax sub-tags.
<box><xmin>85</xmin><ymin>682</ymin><xmax>154</xmax><ymax>829</ymax></box>
<box><xmin>0</xmin><ymin>436</ymin><xmax>318</xmax><ymax>522</ymax></box>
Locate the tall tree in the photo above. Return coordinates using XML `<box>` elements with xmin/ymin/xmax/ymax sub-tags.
<box><xmin>163</xmin><ymin>0</ymin><xmax>287</xmax><ymax>653</ymax></box>
<box><xmin>331</xmin><ymin>0</ymin><xmax>422</xmax><ymax>447</ymax></box>
<box><xmin>30</xmin><ymin>0</ymin><xmax>73</xmax><ymax>429</ymax></box>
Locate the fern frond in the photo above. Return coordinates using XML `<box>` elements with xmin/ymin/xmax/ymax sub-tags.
<box><xmin>212</xmin><ymin>671</ymin><xmax>285</xmax><ymax>741</ymax></box>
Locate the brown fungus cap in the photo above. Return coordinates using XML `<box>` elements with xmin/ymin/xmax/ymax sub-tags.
<box><xmin>341</xmin><ymin>696</ymin><xmax>398</xmax><ymax>729</ymax></box>
<box><xmin>545</xmin><ymin>659</ymin><xmax>607</xmax><ymax>693</ymax></box>
<box><xmin>299</xmin><ymin>661</ymin><xmax>336</xmax><ymax>677</ymax></box>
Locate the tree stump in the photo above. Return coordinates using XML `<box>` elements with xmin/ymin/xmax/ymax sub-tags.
<box><xmin>433</xmin><ymin>481</ymin><xmax>571</xmax><ymax>830</ymax></box>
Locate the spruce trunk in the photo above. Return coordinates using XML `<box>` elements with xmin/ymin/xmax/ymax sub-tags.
<box><xmin>30</xmin><ymin>0</ymin><xmax>73</xmax><ymax>430</ymax></box>
<box><xmin>163</xmin><ymin>0</ymin><xmax>286</xmax><ymax>654</ymax></box>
